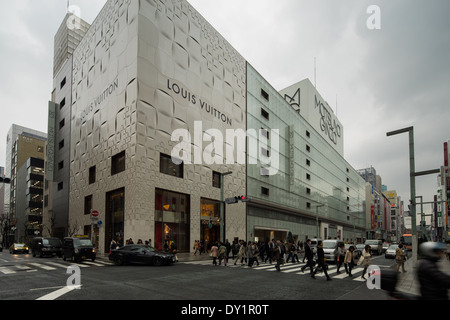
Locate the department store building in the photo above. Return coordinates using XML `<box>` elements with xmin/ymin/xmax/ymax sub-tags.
<box><xmin>60</xmin><ymin>0</ymin><xmax>365</xmax><ymax>254</ymax></box>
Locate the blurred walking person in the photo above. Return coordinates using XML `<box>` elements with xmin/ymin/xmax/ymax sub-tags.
<box><xmin>344</xmin><ymin>245</ymin><xmax>357</xmax><ymax>277</ymax></box>
<box><xmin>418</xmin><ymin>242</ymin><xmax>450</xmax><ymax>300</ymax></box>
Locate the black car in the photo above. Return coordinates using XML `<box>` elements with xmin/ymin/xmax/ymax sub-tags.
<box><xmin>109</xmin><ymin>245</ymin><xmax>176</xmax><ymax>266</ymax></box>
<box><xmin>31</xmin><ymin>237</ymin><xmax>63</xmax><ymax>258</ymax></box>
<box><xmin>62</xmin><ymin>236</ymin><xmax>96</xmax><ymax>263</ymax></box>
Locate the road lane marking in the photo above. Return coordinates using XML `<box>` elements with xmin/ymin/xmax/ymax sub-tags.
<box><xmin>29</xmin><ymin>263</ymin><xmax>57</xmax><ymax>271</ymax></box>
<box><xmin>36</xmin><ymin>285</ymin><xmax>81</xmax><ymax>300</ymax></box>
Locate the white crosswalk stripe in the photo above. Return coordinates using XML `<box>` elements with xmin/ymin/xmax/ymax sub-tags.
<box><xmin>0</xmin><ymin>259</ymin><xmax>113</xmax><ymax>275</ymax></box>
<box><xmin>180</xmin><ymin>259</ymin><xmax>374</xmax><ymax>282</ymax></box>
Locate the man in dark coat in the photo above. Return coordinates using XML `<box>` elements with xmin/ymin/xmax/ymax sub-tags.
<box><xmin>311</xmin><ymin>240</ymin><xmax>331</xmax><ymax>280</ymax></box>
<box><xmin>300</xmin><ymin>239</ymin><xmax>314</xmax><ymax>275</ymax></box>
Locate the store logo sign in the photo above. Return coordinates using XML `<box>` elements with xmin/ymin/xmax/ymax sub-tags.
<box><xmin>315</xmin><ymin>95</ymin><xmax>341</xmax><ymax>146</ymax></box>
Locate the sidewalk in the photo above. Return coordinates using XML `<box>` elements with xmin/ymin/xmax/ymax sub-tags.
<box><xmin>95</xmin><ymin>251</ymin><xmax>213</xmax><ymax>263</ymax></box>
<box><xmin>396</xmin><ymin>255</ymin><xmax>450</xmax><ymax>296</ymax></box>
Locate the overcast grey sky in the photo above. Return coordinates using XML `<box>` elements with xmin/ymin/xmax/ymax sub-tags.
<box><xmin>1</xmin><ymin>0</ymin><xmax>449</xmax><ymax>216</ymax></box>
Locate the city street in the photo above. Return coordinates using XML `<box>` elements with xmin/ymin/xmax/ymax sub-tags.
<box><xmin>0</xmin><ymin>250</ymin><xmax>393</xmax><ymax>301</ymax></box>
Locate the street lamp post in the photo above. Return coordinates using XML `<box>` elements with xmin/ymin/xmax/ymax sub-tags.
<box><xmin>220</xmin><ymin>171</ymin><xmax>233</xmax><ymax>243</ymax></box>
<box><xmin>386</xmin><ymin>127</ymin><xmax>440</xmax><ymax>259</ymax></box>
<box><xmin>315</xmin><ymin>204</ymin><xmax>324</xmax><ymax>238</ymax></box>
<box><xmin>387</xmin><ymin>127</ymin><xmax>417</xmax><ymax>259</ymax></box>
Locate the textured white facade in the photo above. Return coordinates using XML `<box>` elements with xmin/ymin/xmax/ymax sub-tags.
<box><xmin>69</xmin><ymin>0</ymin><xmax>247</xmax><ymax>253</ymax></box>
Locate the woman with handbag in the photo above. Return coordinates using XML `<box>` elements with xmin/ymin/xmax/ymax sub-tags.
<box><xmin>344</xmin><ymin>245</ymin><xmax>357</xmax><ymax>277</ymax></box>
<box><xmin>359</xmin><ymin>245</ymin><xmax>372</xmax><ymax>279</ymax></box>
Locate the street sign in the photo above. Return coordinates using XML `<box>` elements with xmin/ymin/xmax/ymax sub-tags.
<box><xmin>91</xmin><ymin>210</ymin><xmax>100</xmax><ymax>220</ymax></box>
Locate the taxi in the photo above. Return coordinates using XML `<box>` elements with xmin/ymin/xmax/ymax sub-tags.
<box><xmin>9</xmin><ymin>243</ymin><xmax>29</xmax><ymax>254</ymax></box>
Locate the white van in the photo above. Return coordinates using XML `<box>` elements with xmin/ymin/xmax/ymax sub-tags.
<box><xmin>322</xmin><ymin>240</ymin><xmax>344</xmax><ymax>263</ymax></box>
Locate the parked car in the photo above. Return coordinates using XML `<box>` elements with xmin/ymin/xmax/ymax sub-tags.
<box><xmin>364</xmin><ymin>239</ymin><xmax>383</xmax><ymax>255</ymax></box>
<box><xmin>322</xmin><ymin>240</ymin><xmax>344</xmax><ymax>263</ymax></box>
<box><xmin>109</xmin><ymin>245</ymin><xmax>176</xmax><ymax>266</ymax></box>
<box><xmin>62</xmin><ymin>236</ymin><xmax>96</xmax><ymax>263</ymax></box>
<box><xmin>31</xmin><ymin>237</ymin><xmax>63</xmax><ymax>258</ymax></box>
<box><xmin>9</xmin><ymin>243</ymin><xmax>29</xmax><ymax>254</ymax></box>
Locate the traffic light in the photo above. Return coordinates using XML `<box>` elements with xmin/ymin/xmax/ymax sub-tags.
<box><xmin>238</xmin><ymin>196</ymin><xmax>250</xmax><ymax>202</ymax></box>
<box><xmin>0</xmin><ymin>177</ymin><xmax>11</xmax><ymax>184</ymax></box>
<box><xmin>225</xmin><ymin>196</ymin><xmax>251</xmax><ymax>204</ymax></box>
<box><xmin>225</xmin><ymin>197</ymin><xmax>239</xmax><ymax>204</ymax></box>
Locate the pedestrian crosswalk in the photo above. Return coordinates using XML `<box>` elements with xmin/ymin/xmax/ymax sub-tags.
<box><xmin>181</xmin><ymin>260</ymin><xmax>372</xmax><ymax>282</ymax></box>
<box><xmin>0</xmin><ymin>259</ymin><xmax>113</xmax><ymax>275</ymax></box>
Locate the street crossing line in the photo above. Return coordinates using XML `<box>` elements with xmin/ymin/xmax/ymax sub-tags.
<box><xmin>181</xmin><ymin>259</ymin><xmax>378</xmax><ymax>282</ymax></box>
<box><xmin>29</xmin><ymin>263</ymin><xmax>57</xmax><ymax>271</ymax></box>
<box><xmin>0</xmin><ymin>259</ymin><xmax>113</xmax><ymax>275</ymax></box>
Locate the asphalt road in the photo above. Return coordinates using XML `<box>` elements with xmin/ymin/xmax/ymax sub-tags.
<box><xmin>0</xmin><ymin>250</ymin><xmax>394</xmax><ymax>302</ymax></box>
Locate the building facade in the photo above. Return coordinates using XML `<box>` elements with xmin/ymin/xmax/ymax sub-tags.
<box><xmin>3</xmin><ymin>125</ymin><xmax>47</xmax><ymax>243</ymax></box>
<box><xmin>247</xmin><ymin>69</ymin><xmax>366</xmax><ymax>243</ymax></box>
<box><xmin>47</xmin><ymin>0</ymin><xmax>367</xmax><ymax>254</ymax></box>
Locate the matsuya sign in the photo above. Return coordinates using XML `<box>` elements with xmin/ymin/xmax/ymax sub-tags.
<box><xmin>280</xmin><ymin>79</ymin><xmax>344</xmax><ymax>156</ymax></box>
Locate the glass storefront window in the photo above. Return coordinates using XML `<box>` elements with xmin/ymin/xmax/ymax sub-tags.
<box><xmin>155</xmin><ymin>189</ymin><xmax>190</xmax><ymax>252</ymax></box>
<box><xmin>200</xmin><ymin>198</ymin><xmax>223</xmax><ymax>250</ymax></box>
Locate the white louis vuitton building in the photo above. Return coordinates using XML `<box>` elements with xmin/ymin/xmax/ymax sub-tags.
<box><xmin>55</xmin><ymin>0</ymin><xmax>366</xmax><ymax>254</ymax></box>
<box><xmin>68</xmin><ymin>0</ymin><xmax>247</xmax><ymax>253</ymax></box>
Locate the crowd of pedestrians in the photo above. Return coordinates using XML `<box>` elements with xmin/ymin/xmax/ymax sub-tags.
<box><xmin>200</xmin><ymin>238</ymin><xmax>374</xmax><ymax>281</ymax></box>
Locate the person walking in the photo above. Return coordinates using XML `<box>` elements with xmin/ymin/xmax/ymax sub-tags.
<box><xmin>265</xmin><ymin>239</ymin><xmax>274</xmax><ymax>264</ymax></box>
<box><xmin>395</xmin><ymin>243</ymin><xmax>407</xmax><ymax>273</ymax></box>
<box><xmin>360</xmin><ymin>244</ymin><xmax>372</xmax><ymax>279</ymax></box>
<box><xmin>234</xmin><ymin>240</ymin><xmax>247</xmax><ymax>266</ymax></box>
<box><xmin>247</xmin><ymin>241</ymin><xmax>255</xmax><ymax>267</ymax></box>
<box><xmin>417</xmin><ymin>242</ymin><xmax>450</xmax><ymax>300</ymax></box>
<box><xmin>273</xmin><ymin>240</ymin><xmax>284</xmax><ymax>271</ymax></box>
<box><xmin>344</xmin><ymin>245</ymin><xmax>357</xmax><ymax>277</ymax></box>
<box><xmin>336</xmin><ymin>242</ymin><xmax>348</xmax><ymax>274</ymax></box>
<box><xmin>211</xmin><ymin>242</ymin><xmax>219</xmax><ymax>266</ymax></box>
<box><xmin>311</xmin><ymin>240</ymin><xmax>331</xmax><ymax>281</ymax></box>
<box><xmin>300</xmin><ymin>239</ymin><xmax>314</xmax><ymax>275</ymax></box>
<box><xmin>218</xmin><ymin>242</ymin><xmax>228</xmax><ymax>266</ymax></box>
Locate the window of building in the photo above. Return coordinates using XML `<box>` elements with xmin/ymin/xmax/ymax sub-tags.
<box><xmin>260</xmin><ymin>167</ymin><xmax>270</xmax><ymax>176</ymax></box>
<box><xmin>261</xmin><ymin>128</ymin><xmax>269</xmax><ymax>140</ymax></box>
<box><xmin>111</xmin><ymin>151</ymin><xmax>126</xmax><ymax>175</ymax></box>
<box><xmin>261</xmin><ymin>108</ymin><xmax>269</xmax><ymax>120</ymax></box>
<box><xmin>57</xmin><ymin>182</ymin><xmax>63</xmax><ymax>191</ymax></box>
<box><xmin>59</xmin><ymin>119</ymin><xmax>65</xmax><ymax>130</ymax></box>
<box><xmin>261</xmin><ymin>89</ymin><xmax>269</xmax><ymax>101</ymax></box>
<box><xmin>306</xmin><ymin>145</ymin><xmax>311</xmax><ymax>152</ymax></box>
<box><xmin>307</xmin><ymin>202</ymin><xmax>311</xmax><ymax>209</ymax></box>
<box><xmin>160</xmin><ymin>153</ymin><xmax>183</xmax><ymax>178</ymax></box>
<box><xmin>60</xmin><ymin>77</ymin><xmax>66</xmax><ymax>89</ymax></box>
<box><xmin>261</xmin><ymin>187</ymin><xmax>270</xmax><ymax>196</ymax></box>
<box><xmin>306</xmin><ymin>173</ymin><xmax>311</xmax><ymax>181</ymax></box>
<box><xmin>212</xmin><ymin>171</ymin><xmax>221</xmax><ymax>188</ymax></box>
<box><xmin>58</xmin><ymin>161</ymin><xmax>64</xmax><ymax>170</ymax></box>
<box><xmin>89</xmin><ymin>166</ymin><xmax>96</xmax><ymax>184</ymax></box>
<box><xmin>306</xmin><ymin>159</ymin><xmax>311</xmax><ymax>166</ymax></box>
<box><xmin>261</xmin><ymin>147</ymin><xmax>270</xmax><ymax>157</ymax></box>
<box><xmin>306</xmin><ymin>188</ymin><xmax>311</xmax><ymax>195</ymax></box>
<box><xmin>59</xmin><ymin>140</ymin><xmax>65</xmax><ymax>150</ymax></box>
<box><xmin>60</xmin><ymin>98</ymin><xmax>66</xmax><ymax>109</ymax></box>
<box><xmin>306</xmin><ymin>130</ymin><xmax>310</xmax><ymax>138</ymax></box>
<box><xmin>84</xmin><ymin>195</ymin><xmax>93</xmax><ymax>215</ymax></box>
